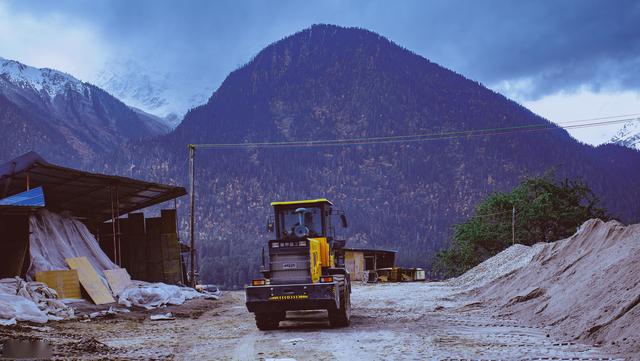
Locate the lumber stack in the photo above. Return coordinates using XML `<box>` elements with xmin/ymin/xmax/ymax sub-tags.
<box><xmin>97</xmin><ymin>209</ymin><xmax>183</xmax><ymax>284</ymax></box>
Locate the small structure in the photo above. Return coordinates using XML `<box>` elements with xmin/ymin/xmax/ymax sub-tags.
<box><xmin>0</xmin><ymin>151</ymin><xmax>188</xmax><ymax>284</ymax></box>
<box><xmin>338</xmin><ymin>247</ymin><xmax>426</xmax><ymax>283</ymax></box>
<box><xmin>340</xmin><ymin>247</ymin><xmax>397</xmax><ymax>281</ymax></box>
<box><xmin>375</xmin><ymin>267</ymin><xmax>426</xmax><ymax>282</ymax></box>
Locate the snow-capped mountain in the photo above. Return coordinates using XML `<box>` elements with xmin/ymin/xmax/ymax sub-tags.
<box><xmin>95</xmin><ymin>60</ymin><xmax>214</xmax><ymax>128</ymax></box>
<box><xmin>0</xmin><ymin>56</ymin><xmax>87</xmax><ymax>98</ymax></box>
<box><xmin>610</xmin><ymin>119</ymin><xmax>640</xmax><ymax>151</ymax></box>
<box><xmin>0</xmin><ymin>56</ymin><xmax>169</xmax><ymax>166</ymax></box>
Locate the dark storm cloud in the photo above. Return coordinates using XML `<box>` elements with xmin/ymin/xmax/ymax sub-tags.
<box><xmin>8</xmin><ymin>0</ymin><xmax>640</xmax><ymax>99</ymax></box>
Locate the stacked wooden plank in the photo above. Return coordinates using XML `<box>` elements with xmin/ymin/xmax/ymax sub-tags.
<box><xmin>66</xmin><ymin>257</ymin><xmax>115</xmax><ymax>305</ymax></box>
<box><xmin>124</xmin><ymin>213</ymin><xmax>147</xmax><ymax>281</ymax></box>
<box><xmin>160</xmin><ymin>210</ymin><xmax>182</xmax><ymax>284</ymax></box>
<box><xmin>96</xmin><ymin>210</ymin><xmax>183</xmax><ymax>284</ymax></box>
<box><xmin>104</xmin><ymin>268</ymin><xmax>132</xmax><ymax>296</ymax></box>
<box><xmin>35</xmin><ymin>270</ymin><xmax>81</xmax><ymax>299</ymax></box>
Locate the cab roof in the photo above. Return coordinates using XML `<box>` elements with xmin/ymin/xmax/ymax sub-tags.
<box><xmin>270</xmin><ymin>198</ymin><xmax>333</xmax><ymax>207</ymax></box>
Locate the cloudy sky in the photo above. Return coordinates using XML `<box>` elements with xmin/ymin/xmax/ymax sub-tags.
<box><xmin>1</xmin><ymin>0</ymin><xmax>639</xmax><ymax>144</ymax></box>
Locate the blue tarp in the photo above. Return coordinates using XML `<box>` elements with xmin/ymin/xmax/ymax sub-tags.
<box><xmin>0</xmin><ymin>187</ymin><xmax>45</xmax><ymax>207</ymax></box>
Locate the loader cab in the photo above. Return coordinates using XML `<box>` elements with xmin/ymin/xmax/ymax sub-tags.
<box><xmin>270</xmin><ymin>198</ymin><xmax>348</xmax><ymax>241</ymax></box>
<box><xmin>264</xmin><ymin>199</ymin><xmax>347</xmax><ymax>284</ymax></box>
<box><xmin>272</xmin><ymin>199</ymin><xmax>333</xmax><ymax>240</ymax></box>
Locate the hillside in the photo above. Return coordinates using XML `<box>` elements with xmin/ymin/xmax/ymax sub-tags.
<box><xmin>0</xmin><ymin>57</ymin><xmax>169</xmax><ymax>166</ymax></box>
<box><xmin>91</xmin><ymin>24</ymin><xmax>639</xmax><ymax>288</ymax></box>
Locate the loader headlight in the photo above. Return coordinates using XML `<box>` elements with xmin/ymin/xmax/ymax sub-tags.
<box><xmin>252</xmin><ymin>279</ymin><xmax>270</xmax><ymax>286</ymax></box>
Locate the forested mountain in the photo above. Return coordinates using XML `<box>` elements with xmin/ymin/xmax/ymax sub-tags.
<box><xmin>0</xmin><ymin>57</ymin><xmax>168</xmax><ymax>166</ymax></box>
<box><xmin>92</xmin><ymin>25</ymin><xmax>640</xmax><ymax>289</ymax></box>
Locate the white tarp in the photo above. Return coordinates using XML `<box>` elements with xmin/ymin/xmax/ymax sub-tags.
<box><xmin>0</xmin><ymin>278</ymin><xmax>74</xmax><ymax>324</ymax></box>
<box><xmin>0</xmin><ymin>294</ymin><xmax>48</xmax><ymax>324</ymax></box>
<box><xmin>117</xmin><ymin>281</ymin><xmax>219</xmax><ymax>309</ymax></box>
<box><xmin>27</xmin><ymin>209</ymin><xmax>117</xmax><ymax>280</ymax></box>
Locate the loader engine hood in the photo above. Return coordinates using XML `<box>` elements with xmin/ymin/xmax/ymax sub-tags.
<box><xmin>268</xmin><ymin>237</ymin><xmax>329</xmax><ymax>285</ymax></box>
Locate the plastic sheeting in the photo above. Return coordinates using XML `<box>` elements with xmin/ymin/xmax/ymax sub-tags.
<box><xmin>27</xmin><ymin>209</ymin><xmax>117</xmax><ymax>280</ymax></box>
<box><xmin>0</xmin><ymin>278</ymin><xmax>74</xmax><ymax>324</ymax></box>
<box><xmin>117</xmin><ymin>281</ymin><xmax>219</xmax><ymax>310</ymax></box>
<box><xmin>0</xmin><ymin>294</ymin><xmax>48</xmax><ymax>324</ymax></box>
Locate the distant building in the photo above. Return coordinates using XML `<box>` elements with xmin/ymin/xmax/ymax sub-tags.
<box><xmin>340</xmin><ymin>247</ymin><xmax>397</xmax><ymax>281</ymax></box>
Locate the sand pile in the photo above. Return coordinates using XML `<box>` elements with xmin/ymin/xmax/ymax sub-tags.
<box><xmin>465</xmin><ymin>219</ymin><xmax>640</xmax><ymax>356</ymax></box>
<box><xmin>448</xmin><ymin>243</ymin><xmax>545</xmax><ymax>291</ymax></box>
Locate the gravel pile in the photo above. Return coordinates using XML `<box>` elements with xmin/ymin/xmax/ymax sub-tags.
<box><xmin>448</xmin><ymin>243</ymin><xmax>544</xmax><ymax>291</ymax></box>
<box><xmin>466</xmin><ymin>219</ymin><xmax>640</xmax><ymax>357</ymax></box>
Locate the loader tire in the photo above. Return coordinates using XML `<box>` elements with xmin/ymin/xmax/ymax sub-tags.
<box><xmin>329</xmin><ymin>285</ymin><xmax>351</xmax><ymax>328</ymax></box>
<box><xmin>255</xmin><ymin>312</ymin><xmax>282</xmax><ymax>331</ymax></box>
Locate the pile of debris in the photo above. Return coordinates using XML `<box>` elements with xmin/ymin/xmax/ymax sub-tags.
<box><xmin>0</xmin><ymin>210</ymin><xmax>218</xmax><ymax>326</ymax></box>
<box><xmin>455</xmin><ymin>219</ymin><xmax>640</xmax><ymax>356</ymax></box>
<box><xmin>0</xmin><ymin>278</ymin><xmax>73</xmax><ymax>324</ymax></box>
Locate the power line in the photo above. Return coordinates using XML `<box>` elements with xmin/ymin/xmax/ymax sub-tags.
<box><xmin>548</xmin><ymin>112</ymin><xmax>640</xmax><ymax>124</ymax></box>
<box><xmin>191</xmin><ymin>115</ymin><xmax>640</xmax><ymax>149</ymax></box>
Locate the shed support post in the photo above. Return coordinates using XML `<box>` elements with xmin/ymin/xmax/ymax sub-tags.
<box><xmin>512</xmin><ymin>206</ymin><xmax>516</xmax><ymax>245</ymax></box>
<box><xmin>189</xmin><ymin>145</ymin><xmax>196</xmax><ymax>287</ymax></box>
<box><xmin>110</xmin><ymin>186</ymin><xmax>117</xmax><ymax>264</ymax></box>
<box><xmin>116</xmin><ymin>184</ymin><xmax>121</xmax><ymax>266</ymax></box>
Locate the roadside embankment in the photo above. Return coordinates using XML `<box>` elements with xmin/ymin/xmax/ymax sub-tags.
<box><xmin>458</xmin><ymin>219</ymin><xmax>640</xmax><ymax>358</ymax></box>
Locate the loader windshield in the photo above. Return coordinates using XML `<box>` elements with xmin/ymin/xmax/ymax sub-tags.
<box><xmin>280</xmin><ymin>207</ymin><xmax>321</xmax><ymax>238</ymax></box>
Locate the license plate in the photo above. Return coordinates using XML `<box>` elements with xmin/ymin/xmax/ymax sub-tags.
<box><xmin>269</xmin><ymin>295</ymin><xmax>309</xmax><ymax>300</ymax></box>
<box><xmin>282</xmin><ymin>263</ymin><xmax>297</xmax><ymax>269</ymax></box>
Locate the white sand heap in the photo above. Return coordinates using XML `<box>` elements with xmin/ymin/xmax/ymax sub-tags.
<box><xmin>460</xmin><ymin>219</ymin><xmax>640</xmax><ymax>356</ymax></box>
<box><xmin>448</xmin><ymin>243</ymin><xmax>545</xmax><ymax>291</ymax></box>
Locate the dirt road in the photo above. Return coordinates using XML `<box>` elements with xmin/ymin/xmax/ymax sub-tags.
<box><xmin>1</xmin><ymin>282</ymin><xmax>625</xmax><ymax>360</ymax></box>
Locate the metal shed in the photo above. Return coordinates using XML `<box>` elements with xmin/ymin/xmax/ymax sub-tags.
<box><xmin>0</xmin><ymin>151</ymin><xmax>188</xmax><ymax>283</ymax></box>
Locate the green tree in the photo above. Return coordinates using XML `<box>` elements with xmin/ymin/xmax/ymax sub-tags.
<box><xmin>434</xmin><ymin>176</ymin><xmax>609</xmax><ymax>277</ymax></box>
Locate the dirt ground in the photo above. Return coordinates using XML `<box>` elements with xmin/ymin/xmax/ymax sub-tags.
<box><xmin>0</xmin><ymin>282</ymin><xmax>628</xmax><ymax>360</ymax></box>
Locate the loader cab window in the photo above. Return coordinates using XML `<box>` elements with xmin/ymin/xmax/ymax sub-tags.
<box><xmin>280</xmin><ymin>207</ymin><xmax>322</xmax><ymax>238</ymax></box>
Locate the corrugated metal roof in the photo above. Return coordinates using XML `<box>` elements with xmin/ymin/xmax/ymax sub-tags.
<box><xmin>0</xmin><ymin>151</ymin><xmax>186</xmax><ymax>220</ymax></box>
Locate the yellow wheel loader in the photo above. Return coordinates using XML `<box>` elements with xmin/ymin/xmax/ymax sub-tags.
<box><xmin>245</xmin><ymin>199</ymin><xmax>351</xmax><ymax>330</ymax></box>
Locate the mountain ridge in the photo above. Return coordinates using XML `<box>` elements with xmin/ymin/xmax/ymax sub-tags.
<box><xmin>97</xmin><ymin>24</ymin><xmax>640</xmax><ymax>289</ymax></box>
<box><xmin>0</xmin><ymin>56</ymin><xmax>170</xmax><ymax>165</ymax></box>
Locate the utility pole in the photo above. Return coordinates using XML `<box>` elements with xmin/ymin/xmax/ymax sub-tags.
<box><xmin>188</xmin><ymin>144</ymin><xmax>196</xmax><ymax>287</ymax></box>
<box><xmin>512</xmin><ymin>205</ymin><xmax>516</xmax><ymax>245</ymax></box>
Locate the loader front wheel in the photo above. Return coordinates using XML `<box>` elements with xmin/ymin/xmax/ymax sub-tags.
<box><xmin>255</xmin><ymin>312</ymin><xmax>281</xmax><ymax>330</ymax></box>
<box><xmin>329</xmin><ymin>285</ymin><xmax>351</xmax><ymax>327</ymax></box>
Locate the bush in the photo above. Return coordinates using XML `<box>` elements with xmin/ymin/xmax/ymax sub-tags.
<box><xmin>434</xmin><ymin>176</ymin><xmax>609</xmax><ymax>277</ymax></box>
